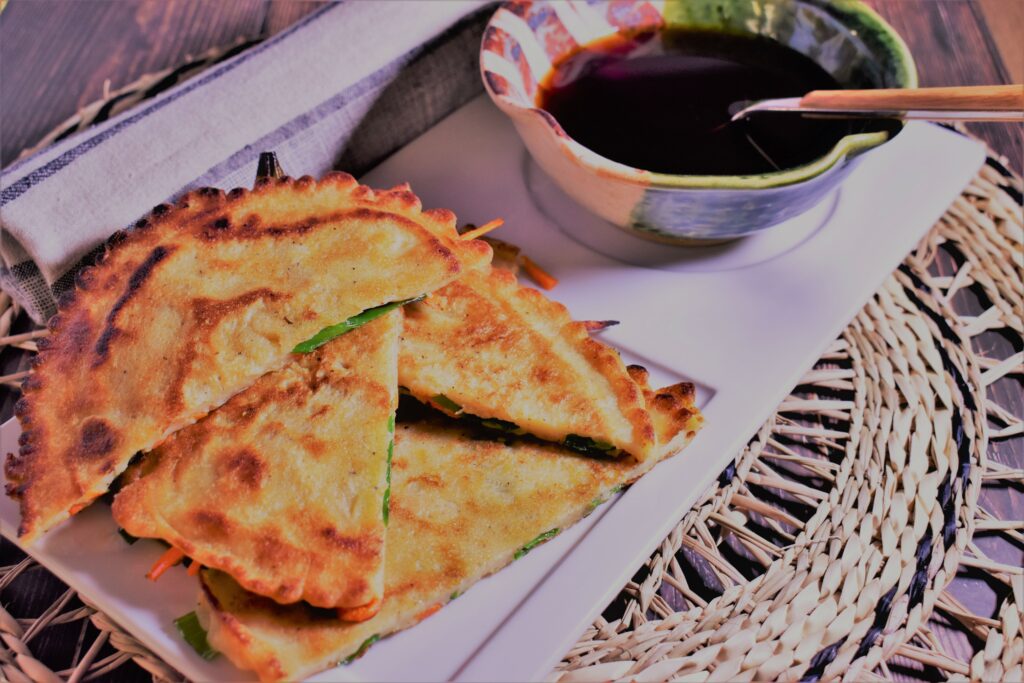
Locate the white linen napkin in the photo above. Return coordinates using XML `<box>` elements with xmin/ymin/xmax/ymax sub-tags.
<box><xmin>0</xmin><ymin>0</ymin><xmax>492</xmax><ymax>323</ymax></box>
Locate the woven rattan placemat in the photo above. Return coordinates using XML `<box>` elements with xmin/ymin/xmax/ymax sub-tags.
<box><xmin>1</xmin><ymin>43</ymin><xmax>1021</xmax><ymax>683</ymax></box>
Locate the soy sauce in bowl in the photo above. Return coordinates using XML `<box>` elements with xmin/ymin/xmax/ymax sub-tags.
<box><xmin>536</xmin><ymin>29</ymin><xmax>900</xmax><ymax>176</ymax></box>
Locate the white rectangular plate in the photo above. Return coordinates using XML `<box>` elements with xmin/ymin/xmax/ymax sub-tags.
<box><xmin>0</xmin><ymin>95</ymin><xmax>984</xmax><ymax>682</ymax></box>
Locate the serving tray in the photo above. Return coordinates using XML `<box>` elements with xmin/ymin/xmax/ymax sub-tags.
<box><xmin>0</xmin><ymin>95</ymin><xmax>984</xmax><ymax>682</ymax></box>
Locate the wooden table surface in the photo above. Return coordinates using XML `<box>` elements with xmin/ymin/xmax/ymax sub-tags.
<box><xmin>0</xmin><ymin>2</ymin><xmax>1020</xmax><ymax>682</ymax></box>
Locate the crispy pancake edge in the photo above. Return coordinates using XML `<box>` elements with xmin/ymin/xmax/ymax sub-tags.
<box><xmin>6</xmin><ymin>173</ymin><xmax>492</xmax><ymax>543</ymax></box>
<box><xmin>196</xmin><ymin>374</ymin><xmax>702</xmax><ymax>681</ymax></box>
<box><xmin>400</xmin><ymin>266</ymin><xmax>656</xmax><ymax>458</ymax></box>
<box><xmin>111</xmin><ymin>311</ymin><xmax>401</xmax><ymax>609</ymax></box>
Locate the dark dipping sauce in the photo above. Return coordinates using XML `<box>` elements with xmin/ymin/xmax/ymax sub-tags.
<box><xmin>537</xmin><ymin>29</ymin><xmax>899</xmax><ymax>176</ymax></box>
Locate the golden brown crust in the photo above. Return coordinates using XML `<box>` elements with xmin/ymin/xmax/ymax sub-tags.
<box><xmin>112</xmin><ymin>311</ymin><xmax>400</xmax><ymax>609</ymax></box>
<box><xmin>627</xmin><ymin>365</ymin><xmax>702</xmax><ymax>457</ymax></box>
<box><xmin>8</xmin><ymin>175</ymin><xmax>491</xmax><ymax>543</ymax></box>
<box><xmin>399</xmin><ymin>266</ymin><xmax>656</xmax><ymax>459</ymax></box>
<box><xmin>198</xmin><ymin>379</ymin><xmax>701</xmax><ymax>682</ymax></box>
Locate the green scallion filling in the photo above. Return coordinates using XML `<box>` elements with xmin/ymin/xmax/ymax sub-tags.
<box><xmin>293</xmin><ymin>296</ymin><xmax>423</xmax><ymax>354</ymax></box>
<box><xmin>586</xmin><ymin>483</ymin><xmax>627</xmax><ymax>514</ymax></box>
<box><xmin>342</xmin><ymin>633</ymin><xmax>381</xmax><ymax>664</ymax></box>
<box><xmin>514</xmin><ymin>528</ymin><xmax>560</xmax><ymax>560</ymax></box>
<box><xmin>478</xmin><ymin>417</ymin><xmax>522</xmax><ymax>433</ymax></box>
<box><xmin>174</xmin><ymin>611</ymin><xmax>218</xmax><ymax>661</ymax></box>
<box><xmin>430</xmin><ymin>393</ymin><xmax>463</xmax><ymax>414</ymax></box>
<box><xmin>421</xmin><ymin>396</ymin><xmax>523</xmax><ymax>435</ymax></box>
<box><xmin>382</xmin><ymin>415</ymin><xmax>395</xmax><ymax>525</ymax></box>
<box><xmin>562</xmin><ymin>434</ymin><xmax>618</xmax><ymax>457</ymax></box>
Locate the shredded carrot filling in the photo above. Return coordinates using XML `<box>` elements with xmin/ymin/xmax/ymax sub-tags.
<box><xmin>521</xmin><ymin>255</ymin><xmax>558</xmax><ymax>290</ymax></box>
<box><xmin>460</xmin><ymin>218</ymin><xmax>504</xmax><ymax>241</ymax></box>
<box><xmin>146</xmin><ymin>547</ymin><xmax>186</xmax><ymax>581</ymax></box>
<box><xmin>416</xmin><ymin>603</ymin><xmax>442</xmax><ymax>622</ymax></box>
<box><xmin>68</xmin><ymin>502</ymin><xmax>88</xmax><ymax>515</ymax></box>
<box><xmin>187</xmin><ymin>560</ymin><xmax>202</xmax><ymax>576</ymax></box>
<box><xmin>337</xmin><ymin>596</ymin><xmax>382</xmax><ymax>623</ymax></box>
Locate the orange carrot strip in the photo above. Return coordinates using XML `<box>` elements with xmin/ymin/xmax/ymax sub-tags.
<box><xmin>337</xmin><ymin>596</ymin><xmax>382</xmax><ymax>622</ymax></box>
<box><xmin>68</xmin><ymin>502</ymin><xmax>88</xmax><ymax>515</ymax></box>
<box><xmin>460</xmin><ymin>218</ymin><xmax>504</xmax><ymax>241</ymax></box>
<box><xmin>416</xmin><ymin>603</ymin><xmax>442</xmax><ymax>622</ymax></box>
<box><xmin>187</xmin><ymin>560</ymin><xmax>202</xmax><ymax>576</ymax></box>
<box><xmin>521</xmin><ymin>255</ymin><xmax>558</xmax><ymax>290</ymax></box>
<box><xmin>146</xmin><ymin>547</ymin><xmax>185</xmax><ymax>581</ymax></box>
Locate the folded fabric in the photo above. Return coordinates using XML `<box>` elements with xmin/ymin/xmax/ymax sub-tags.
<box><xmin>0</xmin><ymin>0</ymin><xmax>492</xmax><ymax>323</ymax></box>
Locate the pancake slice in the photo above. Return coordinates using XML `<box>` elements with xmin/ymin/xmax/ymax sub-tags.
<box><xmin>6</xmin><ymin>174</ymin><xmax>491</xmax><ymax>542</ymax></box>
<box><xmin>399</xmin><ymin>265</ymin><xmax>656</xmax><ymax>460</ymax></box>
<box><xmin>196</xmin><ymin>371</ymin><xmax>701</xmax><ymax>682</ymax></box>
<box><xmin>112</xmin><ymin>309</ymin><xmax>400</xmax><ymax>610</ymax></box>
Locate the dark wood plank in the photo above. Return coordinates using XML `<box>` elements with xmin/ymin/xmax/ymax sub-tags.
<box><xmin>0</xmin><ymin>0</ymin><xmax>265</xmax><ymax>166</ymax></box>
<box><xmin>263</xmin><ymin>0</ymin><xmax>328</xmax><ymax>35</ymax></box>
<box><xmin>865</xmin><ymin>0</ymin><xmax>1023</xmax><ymax>171</ymax></box>
<box><xmin>979</xmin><ymin>0</ymin><xmax>1024</xmax><ymax>83</ymax></box>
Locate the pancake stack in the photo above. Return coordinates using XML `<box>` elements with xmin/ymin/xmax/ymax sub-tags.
<box><xmin>6</xmin><ymin>172</ymin><xmax>702</xmax><ymax>682</ymax></box>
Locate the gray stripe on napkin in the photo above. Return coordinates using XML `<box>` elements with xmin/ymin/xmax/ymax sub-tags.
<box><xmin>186</xmin><ymin>9</ymin><xmax>489</xmax><ymax>195</ymax></box>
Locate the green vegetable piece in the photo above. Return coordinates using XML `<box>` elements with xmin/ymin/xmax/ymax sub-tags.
<box><xmin>514</xmin><ymin>528</ymin><xmax>560</xmax><ymax>560</ymax></box>
<box><xmin>563</xmin><ymin>434</ymin><xmax>617</xmax><ymax>456</ymax></box>
<box><xmin>174</xmin><ymin>611</ymin><xmax>218</xmax><ymax>661</ymax></box>
<box><xmin>342</xmin><ymin>634</ymin><xmax>381</xmax><ymax>664</ymax></box>
<box><xmin>430</xmin><ymin>393</ymin><xmax>463</xmax><ymax>414</ymax></box>
<box><xmin>450</xmin><ymin>590</ymin><xmax>462</xmax><ymax>601</ymax></box>
<box><xmin>479</xmin><ymin>417</ymin><xmax>521</xmax><ymax>433</ymax></box>
<box><xmin>382</xmin><ymin>436</ymin><xmax>394</xmax><ymax>525</ymax></box>
<box><xmin>117</xmin><ymin>527</ymin><xmax>138</xmax><ymax>545</ymax></box>
<box><xmin>382</xmin><ymin>414</ymin><xmax>397</xmax><ymax>524</ymax></box>
<box><xmin>586</xmin><ymin>483</ymin><xmax>627</xmax><ymax>515</ymax></box>
<box><xmin>293</xmin><ymin>297</ymin><xmax>423</xmax><ymax>354</ymax></box>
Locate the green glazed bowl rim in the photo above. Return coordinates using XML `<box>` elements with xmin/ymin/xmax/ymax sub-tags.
<box><xmin>482</xmin><ymin>0</ymin><xmax>919</xmax><ymax>191</ymax></box>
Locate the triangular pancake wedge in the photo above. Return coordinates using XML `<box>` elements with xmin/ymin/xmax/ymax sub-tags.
<box><xmin>196</xmin><ymin>369</ymin><xmax>701</xmax><ymax>682</ymax></box>
<box><xmin>112</xmin><ymin>309</ymin><xmax>400</xmax><ymax>610</ymax></box>
<box><xmin>7</xmin><ymin>175</ymin><xmax>491</xmax><ymax>542</ymax></box>
<box><xmin>400</xmin><ymin>265</ymin><xmax>656</xmax><ymax>460</ymax></box>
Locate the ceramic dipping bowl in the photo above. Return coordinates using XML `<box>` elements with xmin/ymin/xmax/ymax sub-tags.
<box><xmin>480</xmin><ymin>0</ymin><xmax>917</xmax><ymax>243</ymax></box>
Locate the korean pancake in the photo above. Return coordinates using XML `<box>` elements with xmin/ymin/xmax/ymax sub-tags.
<box><xmin>399</xmin><ymin>265</ymin><xmax>656</xmax><ymax>460</ymax></box>
<box><xmin>112</xmin><ymin>310</ymin><xmax>400</xmax><ymax>610</ymax></box>
<box><xmin>196</xmin><ymin>367</ymin><xmax>701</xmax><ymax>682</ymax></box>
<box><xmin>7</xmin><ymin>174</ymin><xmax>491</xmax><ymax>542</ymax></box>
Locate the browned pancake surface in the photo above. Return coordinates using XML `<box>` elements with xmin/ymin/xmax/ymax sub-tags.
<box><xmin>7</xmin><ymin>175</ymin><xmax>490</xmax><ymax>542</ymax></box>
<box><xmin>113</xmin><ymin>311</ymin><xmax>400</xmax><ymax>609</ymax></box>
<box><xmin>400</xmin><ymin>266</ymin><xmax>655</xmax><ymax>459</ymax></box>
<box><xmin>198</xmin><ymin>373</ymin><xmax>701</xmax><ymax>682</ymax></box>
